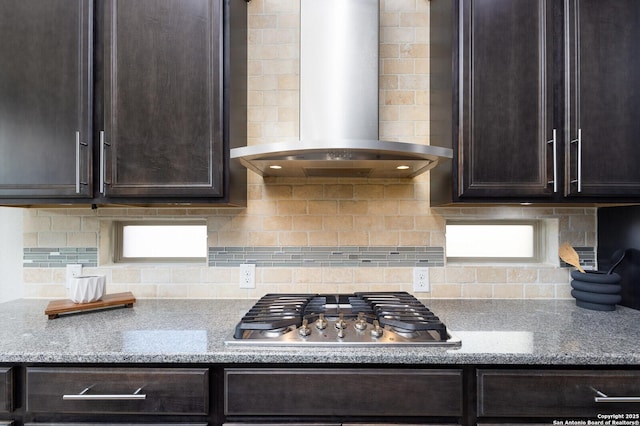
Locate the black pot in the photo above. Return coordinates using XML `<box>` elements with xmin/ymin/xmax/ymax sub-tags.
<box><xmin>570</xmin><ymin>270</ymin><xmax>621</xmax><ymax>283</ymax></box>
<box><xmin>570</xmin><ymin>279</ymin><xmax>621</xmax><ymax>294</ymax></box>
<box><xmin>570</xmin><ymin>270</ymin><xmax>622</xmax><ymax>311</ymax></box>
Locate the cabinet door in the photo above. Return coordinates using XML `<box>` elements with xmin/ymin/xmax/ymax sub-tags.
<box><xmin>26</xmin><ymin>367</ymin><xmax>209</xmax><ymax>415</ymax></box>
<box><xmin>0</xmin><ymin>367</ymin><xmax>12</xmax><ymax>413</ymax></box>
<box><xmin>102</xmin><ymin>0</ymin><xmax>223</xmax><ymax>198</ymax></box>
<box><xmin>0</xmin><ymin>0</ymin><xmax>92</xmax><ymax>199</ymax></box>
<box><xmin>566</xmin><ymin>0</ymin><xmax>640</xmax><ymax>197</ymax></box>
<box><xmin>459</xmin><ymin>0</ymin><xmax>555</xmax><ymax>199</ymax></box>
<box><xmin>478</xmin><ymin>369</ymin><xmax>640</xmax><ymax>417</ymax></box>
<box><xmin>225</xmin><ymin>368</ymin><xmax>463</xmax><ymax>417</ymax></box>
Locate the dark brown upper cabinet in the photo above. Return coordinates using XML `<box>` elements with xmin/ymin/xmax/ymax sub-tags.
<box><xmin>0</xmin><ymin>0</ymin><xmax>246</xmax><ymax>206</ymax></box>
<box><xmin>430</xmin><ymin>0</ymin><xmax>640</xmax><ymax>204</ymax></box>
<box><xmin>565</xmin><ymin>0</ymin><xmax>640</xmax><ymax>197</ymax></box>
<box><xmin>0</xmin><ymin>0</ymin><xmax>92</xmax><ymax>200</ymax></box>
<box><xmin>459</xmin><ymin>0</ymin><xmax>554</xmax><ymax>200</ymax></box>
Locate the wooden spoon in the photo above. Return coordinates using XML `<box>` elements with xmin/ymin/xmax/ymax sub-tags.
<box><xmin>559</xmin><ymin>242</ymin><xmax>586</xmax><ymax>273</ymax></box>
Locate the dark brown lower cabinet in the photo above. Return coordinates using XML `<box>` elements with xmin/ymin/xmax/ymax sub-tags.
<box><xmin>0</xmin><ymin>368</ymin><xmax>12</xmax><ymax>415</ymax></box>
<box><xmin>224</xmin><ymin>368</ymin><xmax>463</xmax><ymax>423</ymax></box>
<box><xmin>224</xmin><ymin>424</ymin><xmax>341</xmax><ymax>426</ymax></box>
<box><xmin>0</xmin><ymin>367</ymin><xmax>12</xmax><ymax>425</ymax></box>
<box><xmin>24</xmin><ymin>367</ymin><xmax>209</xmax><ymax>424</ymax></box>
<box><xmin>7</xmin><ymin>365</ymin><xmax>640</xmax><ymax>425</ymax></box>
<box><xmin>478</xmin><ymin>369</ymin><xmax>640</xmax><ymax>418</ymax></box>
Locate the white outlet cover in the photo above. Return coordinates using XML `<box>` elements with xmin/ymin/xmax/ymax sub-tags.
<box><xmin>239</xmin><ymin>263</ymin><xmax>256</xmax><ymax>289</ymax></box>
<box><xmin>65</xmin><ymin>264</ymin><xmax>83</xmax><ymax>289</ymax></box>
<box><xmin>413</xmin><ymin>267</ymin><xmax>430</xmax><ymax>292</ymax></box>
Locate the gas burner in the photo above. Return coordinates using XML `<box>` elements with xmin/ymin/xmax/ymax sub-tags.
<box><xmin>260</xmin><ymin>327</ymin><xmax>293</xmax><ymax>338</ymax></box>
<box><xmin>227</xmin><ymin>291</ymin><xmax>460</xmax><ymax>347</ymax></box>
<box><xmin>390</xmin><ymin>327</ymin><xmax>422</xmax><ymax>339</ymax></box>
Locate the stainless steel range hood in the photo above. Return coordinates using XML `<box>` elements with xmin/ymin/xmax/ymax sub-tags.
<box><xmin>231</xmin><ymin>0</ymin><xmax>452</xmax><ymax>178</ymax></box>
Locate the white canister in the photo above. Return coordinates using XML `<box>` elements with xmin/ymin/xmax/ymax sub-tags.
<box><xmin>69</xmin><ymin>275</ymin><xmax>106</xmax><ymax>303</ymax></box>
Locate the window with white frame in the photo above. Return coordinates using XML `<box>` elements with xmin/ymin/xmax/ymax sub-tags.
<box><xmin>445</xmin><ymin>220</ymin><xmax>541</xmax><ymax>263</ymax></box>
<box><xmin>114</xmin><ymin>221</ymin><xmax>208</xmax><ymax>263</ymax></box>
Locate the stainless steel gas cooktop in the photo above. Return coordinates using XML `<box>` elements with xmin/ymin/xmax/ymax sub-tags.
<box><xmin>225</xmin><ymin>292</ymin><xmax>461</xmax><ymax>347</ymax></box>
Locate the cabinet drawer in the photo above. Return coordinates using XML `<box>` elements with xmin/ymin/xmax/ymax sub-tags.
<box><xmin>478</xmin><ymin>369</ymin><xmax>640</xmax><ymax>417</ymax></box>
<box><xmin>225</xmin><ymin>368</ymin><xmax>463</xmax><ymax>417</ymax></box>
<box><xmin>26</xmin><ymin>367</ymin><xmax>208</xmax><ymax>415</ymax></box>
<box><xmin>0</xmin><ymin>367</ymin><xmax>12</xmax><ymax>413</ymax></box>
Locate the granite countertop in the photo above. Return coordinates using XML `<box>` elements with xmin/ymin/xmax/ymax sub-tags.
<box><xmin>0</xmin><ymin>298</ymin><xmax>639</xmax><ymax>365</ymax></box>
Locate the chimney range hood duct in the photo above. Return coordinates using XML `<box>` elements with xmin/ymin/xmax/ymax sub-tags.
<box><xmin>230</xmin><ymin>0</ymin><xmax>452</xmax><ymax>178</ymax></box>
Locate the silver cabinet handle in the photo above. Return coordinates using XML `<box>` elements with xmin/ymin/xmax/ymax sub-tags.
<box><xmin>571</xmin><ymin>128</ymin><xmax>582</xmax><ymax>192</ymax></box>
<box><xmin>63</xmin><ymin>386</ymin><xmax>146</xmax><ymax>401</ymax></box>
<box><xmin>75</xmin><ymin>131</ymin><xmax>88</xmax><ymax>194</ymax></box>
<box><xmin>76</xmin><ymin>131</ymin><xmax>81</xmax><ymax>193</ymax></box>
<box><xmin>593</xmin><ymin>388</ymin><xmax>640</xmax><ymax>403</ymax></box>
<box><xmin>547</xmin><ymin>128</ymin><xmax>558</xmax><ymax>192</ymax></box>
<box><xmin>99</xmin><ymin>131</ymin><xmax>111</xmax><ymax>195</ymax></box>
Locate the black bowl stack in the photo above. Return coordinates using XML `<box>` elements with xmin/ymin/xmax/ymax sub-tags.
<box><xmin>570</xmin><ymin>270</ymin><xmax>622</xmax><ymax>311</ymax></box>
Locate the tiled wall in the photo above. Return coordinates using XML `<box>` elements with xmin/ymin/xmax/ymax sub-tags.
<box><xmin>22</xmin><ymin>205</ymin><xmax>594</xmax><ymax>299</ymax></box>
<box><xmin>208</xmin><ymin>246</ymin><xmax>445</xmax><ymax>267</ymax></box>
<box><xmin>23</xmin><ymin>248</ymin><xmax>98</xmax><ymax>268</ymax></box>
<box><xmin>20</xmin><ymin>0</ymin><xmax>597</xmax><ymax>300</ymax></box>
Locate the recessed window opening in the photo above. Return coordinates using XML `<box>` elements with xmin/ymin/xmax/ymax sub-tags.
<box><xmin>445</xmin><ymin>221</ymin><xmax>541</xmax><ymax>263</ymax></box>
<box><xmin>115</xmin><ymin>221</ymin><xmax>207</xmax><ymax>263</ymax></box>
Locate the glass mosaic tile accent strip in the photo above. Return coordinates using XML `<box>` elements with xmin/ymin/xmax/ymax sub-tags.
<box><xmin>559</xmin><ymin>246</ymin><xmax>596</xmax><ymax>270</ymax></box>
<box><xmin>208</xmin><ymin>246</ymin><xmax>445</xmax><ymax>267</ymax></box>
<box><xmin>23</xmin><ymin>248</ymin><xmax>98</xmax><ymax>268</ymax></box>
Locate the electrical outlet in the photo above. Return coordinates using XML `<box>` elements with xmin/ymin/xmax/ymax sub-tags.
<box><xmin>65</xmin><ymin>264</ymin><xmax>83</xmax><ymax>289</ymax></box>
<box><xmin>239</xmin><ymin>263</ymin><xmax>256</xmax><ymax>289</ymax></box>
<box><xmin>413</xmin><ymin>267</ymin><xmax>430</xmax><ymax>292</ymax></box>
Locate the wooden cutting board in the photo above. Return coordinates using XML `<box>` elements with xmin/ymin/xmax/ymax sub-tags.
<box><xmin>45</xmin><ymin>292</ymin><xmax>136</xmax><ymax>319</ymax></box>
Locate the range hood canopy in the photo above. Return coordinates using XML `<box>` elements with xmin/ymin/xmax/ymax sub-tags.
<box><xmin>231</xmin><ymin>139</ymin><xmax>452</xmax><ymax>178</ymax></box>
<box><xmin>231</xmin><ymin>0</ymin><xmax>452</xmax><ymax>179</ymax></box>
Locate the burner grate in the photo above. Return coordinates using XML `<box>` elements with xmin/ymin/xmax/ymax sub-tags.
<box><xmin>232</xmin><ymin>291</ymin><xmax>450</xmax><ymax>343</ymax></box>
<box><xmin>233</xmin><ymin>294</ymin><xmax>316</xmax><ymax>339</ymax></box>
<box><xmin>357</xmin><ymin>292</ymin><xmax>448</xmax><ymax>340</ymax></box>
<box><xmin>301</xmin><ymin>295</ymin><xmax>378</xmax><ymax>324</ymax></box>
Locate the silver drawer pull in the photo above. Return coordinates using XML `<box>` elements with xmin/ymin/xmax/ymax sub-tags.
<box><xmin>63</xmin><ymin>386</ymin><xmax>146</xmax><ymax>401</ymax></box>
<box><xmin>593</xmin><ymin>387</ymin><xmax>640</xmax><ymax>403</ymax></box>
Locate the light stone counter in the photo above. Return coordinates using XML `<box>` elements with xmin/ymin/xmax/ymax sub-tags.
<box><xmin>0</xmin><ymin>298</ymin><xmax>639</xmax><ymax>365</ymax></box>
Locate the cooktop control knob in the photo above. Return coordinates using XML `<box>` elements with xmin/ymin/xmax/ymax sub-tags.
<box><xmin>370</xmin><ymin>320</ymin><xmax>384</xmax><ymax>338</ymax></box>
<box><xmin>298</xmin><ymin>319</ymin><xmax>312</xmax><ymax>337</ymax></box>
<box><xmin>315</xmin><ymin>313</ymin><xmax>328</xmax><ymax>330</ymax></box>
<box><xmin>335</xmin><ymin>313</ymin><xmax>347</xmax><ymax>330</ymax></box>
<box><xmin>354</xmin><ymin>312</ymin><xmax>367</xmax><ymax>330</ymax></box>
